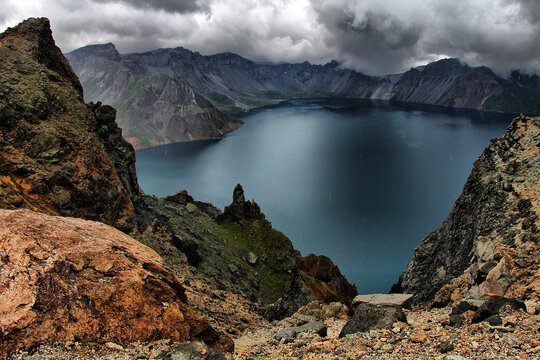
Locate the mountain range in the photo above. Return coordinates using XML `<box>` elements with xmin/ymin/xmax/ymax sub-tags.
<box><xmin>66</xmin><ymin>43</ymin><xmax>540</xmax><ymax>148</ymax></box>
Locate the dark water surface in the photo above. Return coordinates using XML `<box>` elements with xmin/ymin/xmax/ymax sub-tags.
<box><xmin>136</xmin><ymin>99</ymin><xmax>512</xmax><ymax>293</ymax></box>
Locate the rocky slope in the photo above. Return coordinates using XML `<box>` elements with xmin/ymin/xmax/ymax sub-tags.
<box><xmin>135</xmin><ymin>185</ymin><xmax>314</xmax><ymax>320</ymax></box>
<box><xmin>233</xmin><ymin>297</ymin><xmax>540</xmax><ymax>359</ymax></box>
<box><xmin>0</xmin><ymin>209</ymin><xmax>232</xmax><ymax>358</ymax></box>
<box><xmin>298</xmin><ymin>254</ymin><xmax>358</xmax><ymax>306</ymax></box>
<box><xmin>392</xmin><ymin>115</ymin><xmax>540</xmax><ymax>305</ymax></box>
<box><xmin>65</xmin><ymin>44</ymin><xmax>243</xmax><ymax>149</ymax></box>
<box><xmin>0</xmin><ymin>18</ymin><xmax>135</xmax><ymax>231</ymax></box>
<box><xmin>67</xmin><ymin>44</ymin><xmax>540</xmax><ymax>125</ymax></box>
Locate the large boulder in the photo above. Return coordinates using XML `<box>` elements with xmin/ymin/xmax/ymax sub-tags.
<box><xmin>352</xmin><ymin>293</ymin><xmax>413</xmax><ymax>308</ymax></box>
<box><xmin>0</xmin><ymin>209</ymin><xmax>232</xmax><ymax>358</ymax></box>
<box><xmin>472</xmin><ymin>296</ymin><xmax>526</xmax><ymax>323</ymax></box>
<box><xmin>339</xmin><ymin>303</ymin><xmax>407</xmax><ymax>337</ymax></box>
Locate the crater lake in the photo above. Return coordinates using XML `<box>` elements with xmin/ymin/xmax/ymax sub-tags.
<box><xmin>135</xmin><ymin>99</ymin><xmax>512</xmax><ymax>293</ymax></box>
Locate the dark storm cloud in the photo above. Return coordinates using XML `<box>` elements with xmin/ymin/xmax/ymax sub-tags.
<box><xmin>309</xmin><ymin>0</ymin><xmax>540</xmax><ymax>75</ymax></box>
<box><xmin>514</xmin><ymin>0</ymin><xmax>540</xmax><ymax>23</ymax></box>
<box><xmin>314</xmin><ymin>5</ymin><xmax>424</xmax><ymax>74</ymax></box>
<box><xmin>1</xmin><ymin>0</ymin><xmax>539</xmax><ymax>75</ymax></box>
<box><xmin>94</xmin><ymin>0</ymin><xmax>211</xmax><ymax>13</ymax></box>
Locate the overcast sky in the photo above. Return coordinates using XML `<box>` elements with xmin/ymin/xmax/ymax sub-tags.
<box><xmin>2</xmin><ymin>0</ymin><xmax>539</xmax><ymax>75</ymax></box>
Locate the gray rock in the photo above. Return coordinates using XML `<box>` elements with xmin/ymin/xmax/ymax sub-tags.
<box><xmin>502</xmin><ymin>334</ymin><xmax>523</xmax><ymax>348</ymax></box>
<box><xmin>534</xmin><ymin>303</ymin><xmax>540</xmax><ymax>315</ymax></box>
<box><xmin>438</xmin><ymin>340</ymin><xmax>455</xmax><ymax>353</ymax></box>
<box><xmin>352</xmin><ymin>293</ymin><xmax>413</xmax><ymax>308</ymax></box>
<box><xmin>228</xmin><ymin>264</ymin><xmax>240</xmax><ymax>277</ymax></box>
<box><xmin>489</xmin><ymin>326</ymin><xmax>515</xmax><ymax>333</ymax></box>
<box><xmin>295</xmin><ymin>320</ymin><xmax>327</xmax><ymax>337</ymax></box>
<box><xmin>275</xmin><ymin>328</ymin><xmax>297</xmax><ymax>343</ymax></box>
<box><xmin>451</xmin><ymin>297</ymin><xmax>485</xmax><ymax>315</ymax></box>
<box><xmin>449</xmin><ymin>315</ymin><xmax>464</xmax><ymax>327</ymax></box>
<box><xmin>484</xmin><ymin>315</ymin><xmax>502</xmax><ymax>326</ymax></box>
<box><xmin>444</xmin><ymin>356</ymin><xmax>469</xmax><ymax>360</ymax></box>
<box><xmin>339</xmin><ymin>303</ymin><xmax>407</xmax><ymax>337</ymax></box>
<box><xmin>472</xmin><ymin>296</ymin><xmax>526</xmax><ymax>323</ymax></box>
<box><xmin>172</xmin><ymin>235</ymin><xmax>202</xmax><ymax>266</ymax></box>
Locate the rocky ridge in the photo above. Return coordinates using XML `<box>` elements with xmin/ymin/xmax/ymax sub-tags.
<box><xmin>65</xmin><ymin>43</ymin><xmax>243</xmax><ymax>149</ymax></box>
<box><xmin>0</xmin><ymin>18</ymin><xmax>135</xmax><ymax>232</ymax></box>
<box><xmin>67</xmin><ymin>45</ymin><xmax>540</xmax><ymax>125</ymax></box>
<box><xmin>392</xmin><ymin>115</ymin><xmax>540</xmax><ymax>305</ymax></box>
<box><xmin>298</xmin><ymin>254</ymin><xmax>358</xmax><ymax>306</ymax></box>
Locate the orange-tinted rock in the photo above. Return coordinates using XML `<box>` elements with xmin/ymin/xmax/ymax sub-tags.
<box><xmin>0</xmin><ymin>18</ymin><xmax>135</xmax><ymax>231</ymax></box>
<box><xmin>298</xmin><ymin>254</ymin><xmax>358</xmax><ymax>306</ymax></box>
<box><xmin>0</xmin><ymin>209</ymin><xmax>232</xmax><ymax>359</ymax></box>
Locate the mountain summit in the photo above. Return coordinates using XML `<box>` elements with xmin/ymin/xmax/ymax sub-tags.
<box><xmin>66</xmin><ymin>44</ymin><xmax>243</xmax><ymax>149</ymax></box>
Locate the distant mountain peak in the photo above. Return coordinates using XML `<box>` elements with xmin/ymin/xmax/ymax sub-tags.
<box><xmin>68</xmin><ymin>42</ymin><xmax>121</xmax><ymax>61</ymax></box>
<box><xmin>324</xmin><ymin>59</ymin><xmax>340</xmax><ymax>68</ymax></box>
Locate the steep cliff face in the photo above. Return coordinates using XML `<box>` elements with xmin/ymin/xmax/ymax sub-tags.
<box><xmin>66</xmin><ymin>44</ymin><xmax>243</xmax><ymax>149</ymax></box>
<box><xmin>392</xmin><ymin>115</ymin><xmax>540</xmax><ymax>305</ymax></box>
<box><xmin>0</xmin><ymin>18</ymin><xmax>135</xmax><ymax>231</ymax></box>
<box><xmin>67</xmin><ymin>45</ymin><xmax>540</xmax><ymax>122</ymax></box>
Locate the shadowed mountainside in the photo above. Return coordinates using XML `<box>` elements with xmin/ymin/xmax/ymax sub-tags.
<box><xmin>65</xmin><ymin>43</ymin><xmax>242</xmax><ymax>149</ymax></box>
<box><xmin>392</xmin><ymin>115</ymin><xmax>540</xmax><ymax>306</ymax></box>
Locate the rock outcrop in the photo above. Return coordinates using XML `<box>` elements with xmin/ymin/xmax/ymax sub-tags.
<box><xmin>67</xmin><ymin>44</ymin><xmax>540</xmax><ymax>121</ymax></box>
<box><xmin>140</xmin><ymin>185</ymin><xmax>314</xmax><ymax>320</ymax></box>
<box><xmin>0</xmin><ymin>18</ymin><xmax>135</xmax><ymax>231</ymax></box>
<box><xmin>392</xmin><ymin>115</ymin><xmax>540</xmax><ymax>305</ymax></box>
<box><xmin>66</xmin><ymin>44</ymin><xmax>243</xmax><ymax>149</ymax></box>
<box><xmin>298</xmin><ymin>254</ymin><xmax>358</xmax><ymax>306</ymax></box>
<box><xmin>0</xmin><ymin>209</ymin><xmax>232</xmax><ymax>358</ymax></box>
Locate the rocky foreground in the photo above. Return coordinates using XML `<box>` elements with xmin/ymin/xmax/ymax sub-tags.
<box><xmin>8</xmin><ymin>296</ymin><xmax>540</xmax><ymax>359</ymax></box>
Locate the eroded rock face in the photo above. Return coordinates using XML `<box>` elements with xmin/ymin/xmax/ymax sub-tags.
<box><xmin>298</xmin><ymin>254</ymin><xmax>358</xmax><ymax>306</ymax></box>
<box><xmin>216</xmin><ymin>184</ymin><xmax>267</xmax><ymax>224</ymax></box>
<box><xmin>66</xmin><ymin>44</ymin><xmax>243</xmax><ymax>150</ymax></box>
<box><xmin>0</xmin><ymin>18</ymin><xmax>135</xmax><ymax>232</ymax></box>
<box><xmin>393</xmin><ymin>116</ymin><xmax>540</xmax><ymax>304</ymax></box>
<box><xmin>0</xmin><ymin>209</ymin><xmax>231</xmax><ymax>358</ymax></box>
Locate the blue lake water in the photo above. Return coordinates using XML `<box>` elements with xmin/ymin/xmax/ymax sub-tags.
<box><xmin>136</xmin><ymin>99</ymin><xmax>512</xmax><ymax>293</ymax></box>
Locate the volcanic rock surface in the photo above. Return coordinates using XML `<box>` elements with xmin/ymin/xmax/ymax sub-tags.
<box><xmin>393</xmin><ymin>116</ymin><xmax>540</xmax><ymax>305</ymax></box>
<box><xmin>0</xmin><ymin>18</ymin><xmax>135</xmax><ymax>231</ymax></box>
<box><xmin>0</xmin><ymin>209</ymin><xmax>232</xmax><ymax>358</ymax></box>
